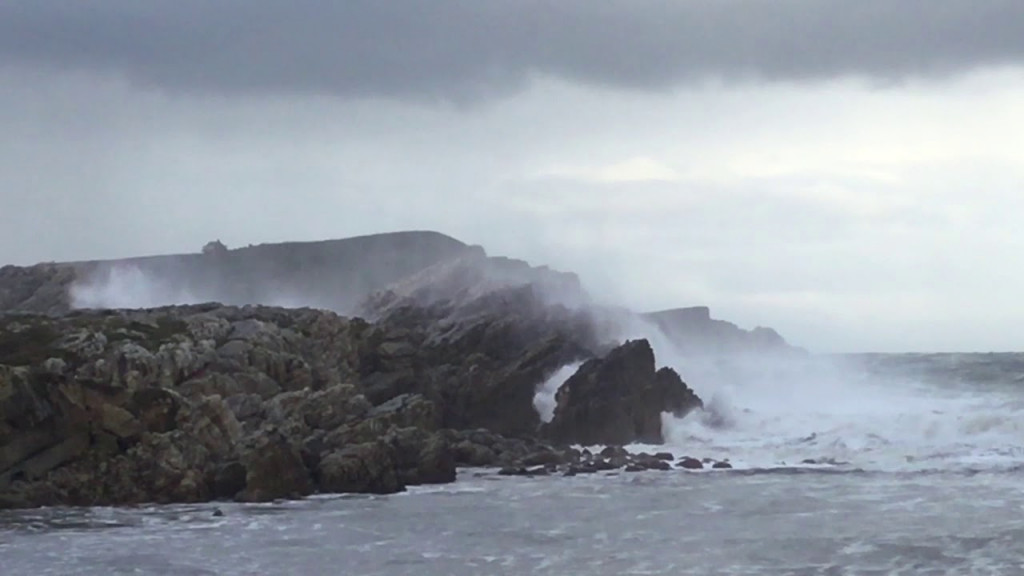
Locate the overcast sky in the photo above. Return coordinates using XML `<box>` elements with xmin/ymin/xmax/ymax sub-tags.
<box><xmin>2</xmin><ymin>1</ymin><xmax>1024</xmax><ymax>353</ymax></box>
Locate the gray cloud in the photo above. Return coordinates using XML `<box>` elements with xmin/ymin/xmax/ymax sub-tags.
<box><xmin>2</xmin><ymin>1</ymin><xmax>1023</xmax><ymax>102</ymax></box>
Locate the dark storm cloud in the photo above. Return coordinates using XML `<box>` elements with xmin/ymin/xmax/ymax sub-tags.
<box><xmin>1</xmin><ymin>1</ymin><xmax>1023</xmax><ymax>101</ymax></box>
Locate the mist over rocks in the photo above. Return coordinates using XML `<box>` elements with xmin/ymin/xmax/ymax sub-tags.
<box><xmin>543</xmin><ymin>339</ymin><xmax>703</xmax><ymax>446</ymax></box>
<box><xmin>643</xmin><ymin>306</ymin><xmax>802</xmax><ymax>357</ymax></box>
<box><xmin>0</xmin><ymin>230</ymin><xmax>807</xmax><ymax>508</ymax></box>
<box><xmin>1</xmin><ymin>231</ymin><xmax>476</xmax><ymax>315</ymax></box>
<box><xmin>356</xmin><ymin>280</ymin><xmax>603</xmax><ymax>437</ymax></box>
<box><xmin>0</xmin><ymin>297</ymin><xmax>601</xmax><ymax>507</ymax></box>
<box><xmin>0</xmin><ymin>230</ymin><xmax>800</xmax><ymax>363</ymax></box>
<box><xmin>0</xmin><ymin>263</ymin><xmax>77</xmax><ymax>316</ymax></box>
<box><xmin>356</xmin><ymin>245</ymin><xmax>590</xmax><ymax>319</ymax></box>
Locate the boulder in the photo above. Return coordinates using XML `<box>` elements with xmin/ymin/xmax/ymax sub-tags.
<box><xmin>318</xmin><ymin>441</ymin><xmax>402</xmax><ymax>494</ymax></box>
<box><xmin>543</xmin><ymin>339</ymin><xmax>703</xmax><ymax>446</ymax></box>
<box><xmin>385</xmin><ymin>428</ymin><xmax>456</xmax><ymax>485</ymax></box>
<box><xmin>677</xmin><ymin>457</ymin><xmax>704</xmax><ymax>470</ymax></box>
<box><xmin>236</xmin><ymin>430</ymin><xmax>313</xmax><ymax>502</ymax></box>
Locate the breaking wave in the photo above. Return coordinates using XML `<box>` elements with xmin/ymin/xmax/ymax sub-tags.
<box><xmin>655</xmin><ymin>350</ymin><xmax>1024</xmax><ymax>473</ymax></box>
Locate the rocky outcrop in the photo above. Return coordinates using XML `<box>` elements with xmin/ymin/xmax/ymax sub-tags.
<box><xmin>0</xmin><ymin>231</ymin><xmax>811</xmax><ymax>510</ymax></box>
<box><xmin>1</xmin><ymin>231</ymin><xmax>474</xmax><ymax>315</ymax></box>
<box><xmin>358</xmin><ymin>282</ymin><xmax>604</xmax><ymax>437</ymax></box>
<box><xmin>0</xmin><ymin>305</ymin><xmax>463</xmax><ymax>507</ymax></box>
<box><xmin>543</xmin><ymin>339</ymin><xmax>703</xmax><ymax>446</ymax></box>
<box><xmin>0</xmin><ymin>289</ymin><xmax>614</xmax><ymax>509</ymax></box>
<box><xmin>358</xmin><ymin>247</ymin><xmax>589</xmax><ymax>317</ymax></box>
<box><xmin>643</xmin><ymin>306</ymin><xmax>802</xmax><ymax>356</ymax></box>
<box><xmin>0</xmin><ymin>263</ymin><xmax>77</xmax><ymax>315</ymax></box>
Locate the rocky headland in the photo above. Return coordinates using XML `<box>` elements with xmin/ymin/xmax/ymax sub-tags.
<box><xmin>0</xmin><ymin>231</ymin><xmax>798</xmax><ymax>508</ymax></box>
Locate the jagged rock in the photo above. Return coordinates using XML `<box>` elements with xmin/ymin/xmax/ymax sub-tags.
<box><xmin>643</xmin><ymin>306</ymin><xmax>802</xmax><ymax>356</ymax></box>
<box><xmin>635</xmin><ymin>455</ymin><xmax>672</xmax><ymax>471</ymax></box>
<box><xmin>600</xmin><ymin>446</ymin><xmax>629</xmax><ymax>459</ymax></box>
<box><xmin>385</xmin><ymin>428</ymin><xmax>456</xmax><ymax>485</ymax></box>
<box><xmin>520</xmin><ymin>450</ymin><xmax>566</xmax><ymax>467</ymax></box>
<box><xmin>498</xmin><ymin>466</ymin><xmax>528</xmax><ymax>476</ymax></box>
<box><xmin>368</xmin><ymin>393</ymin><xmax>442</xmax><ymax>432</ymax></box>
<box><xmin>318</xmin><ymin>440</ymin><xmax>402</xmax><ymax>494</ymax></box>
<box><xmin>0</xmin><ymin>232</ymin><xmax>780</xmax><ymax>510</ymax></box>
<box><xmin>451</xmin><ymin>439</ymin><xmax>499</xmax><ymax>467</ymax></box>
<box><xmin>236</xmin><ymin>431</ymin><xmax>313</xmax><ymax>502</ymax></box>
<box><xmin>212</xmin><ymin>461</ymin><xmax>247</xmax><ymax>499</ymax></box>
<box><xmin>225</xmin><ymin>393</ymin><xmax>264</xmax><ymax>422</ymax></box>
<box><xmin>3</xmin><ymin>232</ymin><xmax>476</xmax><ymax>317</ymax></box>
<box><xmin>354</xmin><ymin>244</ymin><xmax>608</xmax><ymax>439</ymax></box>
<box><xmin>0</xmin><ymin>263</ymin><xmax>77</xmax><ymax>314</ymax></box>
<box><xmin>543</xmin><ymin>339</ymin><xmax>703</xmax><ymax>446</ymax></box>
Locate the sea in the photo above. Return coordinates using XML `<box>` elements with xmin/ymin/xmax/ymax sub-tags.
<box><xmin>3</xmin><ymin>351</ymin><xmax>1024</xmax><ymax>575</ymax></box>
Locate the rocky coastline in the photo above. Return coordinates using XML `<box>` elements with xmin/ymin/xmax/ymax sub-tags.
<box><xmin>0</xmin><ymin>232</ymin><xmax>796</xmax><ymax>509</ymax></box>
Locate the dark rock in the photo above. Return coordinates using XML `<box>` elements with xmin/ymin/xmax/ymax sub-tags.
<box><xmin>362</xmin><ymin>258</ymin><xmax>603</xmax><ymax>438</ymax></box>
<box><xmin>498</xmin><ymin>466</ymin><xmax>528</xmax><ymax>476</ymax></box>
<box><xmin>318</xmin><ymin>441</ymin><xmax>403</xmax><ymax>495</ymax></box>
<box><xmin>568</xmin><ymin>464</ymin><xmax>598</xmax><ymax>475</ymax></box>
<box><xmin>368</xmin><ymin>393</ymin><xmax>441</xmax><ymax>432</ymax></box>
<box><xmin>452</xmin><ymin>440</ymin><xmax>498</xmax><ymax>467</ymax></box>
<box><xmin>677</xmin><ymin>457</ymin><xmax>704</xmax><ymax>470</ymax></box>
<box><xmin>643</xmin><ymin>306</ymin><xmax>803</xmax><ymax>356</ymax></box>
<box><xmin>543</xmin><ymin>339</ymin><xmax>703</xmax><ymax>446</ymax></box>
<box><xmin>212</xmin><ymin>461</ymin><xmax>247</xmax><ymax>500</ymax></box>
<box><xmin>386</xmin><ymin>428</ymin><xmax>456</xmax><ymax>485</ymax></box>
<box><xmin>600</xmin><ymin>446</ymin><xmax>628</xmax><ymax>459</ymax></box>
<box><xmin>132</xmin><ymin>388</ymin><xmax>183</xmax><ymax>433</ymax></box>
<box><xmin>0</xmin><ymin>233</ymin><xmax>791</xmax><ymax>511</ymax></box>
<box><xmin>712</xmin><ymin>461</ymin><xmax>733</xmax><ymax>469</ymax></box>
<box><xmin>653</xmin><ymin>452</ymin><xmax>675</xmax><ymax>461</ymax></box>
<box><xmin>521</xmin><ymin>450</ymin><xmax>565</xmax><ymax>467</ymax></box>
<box><xmin>236</xmin><ymin>432</ymin><xmax>313</xmax><ymax>502</ymax></box>
<box><xmin>634</xmin><ymin>455</ymin><xmax>672</xmax><ymax>471</ymax></box>
<box><xmin>225</xmin><ymin>393</ymin><xmax>264</xmax><ymax>422</ymax></box>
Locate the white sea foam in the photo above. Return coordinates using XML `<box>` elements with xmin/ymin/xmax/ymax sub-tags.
<box><xmin>69</xmin><ymin>264</ymin><xmax>202</xmax><ymax>309</ymax></box>
<box><xmin>533</xmin><ymin>362</ymin><xmax>583</xmax><ymax>423</ymax></box>
<box><xmin>654</xmin><ymin>349</ymin><xmax>1024</xmax><ymax>473</ymax></box>
<box><xmin>559</xmin><ymin>313</ymin><xmax>1024</xmax><ymax>474</ymax></box>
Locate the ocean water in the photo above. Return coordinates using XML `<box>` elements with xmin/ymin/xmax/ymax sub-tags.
<box><xmin>3</xmin><ymin>352</ymin><xmax>1024</xmax><ymax>575</ymax></box>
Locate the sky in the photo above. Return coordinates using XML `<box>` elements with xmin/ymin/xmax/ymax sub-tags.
<box><xmin>2</xmin><ymin>1</ymin><xmax>1024</xmax><ymax>353</ymax></box>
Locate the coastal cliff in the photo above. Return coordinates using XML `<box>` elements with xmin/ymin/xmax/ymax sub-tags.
<box><xmin>0</xmin><ymin>231</ymin><xmax>474</xmax><ymax>315</ymax></box>
<box><xmin>0</xmin><ymin>231</ymin><xmax>793</xmax><ymax>508</ymax></box>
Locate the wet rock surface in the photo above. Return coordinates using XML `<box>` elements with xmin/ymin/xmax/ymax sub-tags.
<box><xmin>542</xmin><ymin>339</ymin><xmax>703</xmax><ymax>446</ymax></box>
<box><xmin>477</xmin><ymin>446</ymin><xmax>732</xmax><ymax>477</ymax></box>
<box><xmin>0</xmin><ymin>234</ymin><xmax>798</xmax><ymax>509</ymax></box>
<box><xmin>0</xmin><ymin>294</ymin><xmax>739</xmax><ymax>508</ymax></box>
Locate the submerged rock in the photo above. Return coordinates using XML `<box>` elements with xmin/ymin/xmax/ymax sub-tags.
<box><xmin>677</xmin><ymin>457</ymin><xmax>704</xmax><ymax>470</ymax></box>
